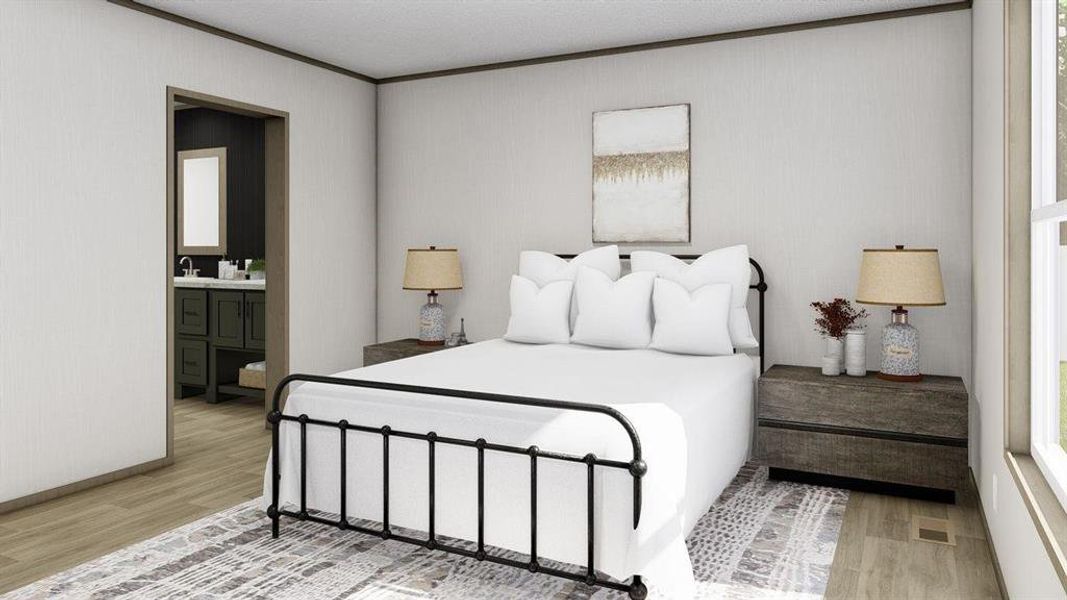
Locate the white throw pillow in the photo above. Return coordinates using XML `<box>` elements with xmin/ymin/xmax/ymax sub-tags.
<box><xmin>519</xmin><ymin>245</ymin><xmax>621</xmax><ymax>329</ymax></box>
<box><xmin>518</xmin><ymin>245</ymin><xmax>621</xmax><ymax>285</ymax></box>
<box><xmin>571</xmin><ymin>267</ymin><xmax>655</xmax><ymax>349</ymax></box>
<box><xmin>503</xmin><ymin>276</ymin><xmax>573</xmax><ymax>344</ymax></box>
<box><xmin>650</xmin><ymin>279</ymin><xmax>733</xmax><ymax>356</ymax></box>
<box><xmin>631</xmin><ymin>245</ymin><xmax>759</xmax><ymax>348</ymax></box>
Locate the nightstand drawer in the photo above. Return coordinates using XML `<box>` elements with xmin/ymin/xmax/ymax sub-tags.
<box><xmin>758</xmin><ymin>425</ymin><xmax>967</xmax><ymax>491</ymax></box>
<box><xmin>759</xmin><ymin>373</ymin><xmax>967</xmax><ymax>439</ymax></box>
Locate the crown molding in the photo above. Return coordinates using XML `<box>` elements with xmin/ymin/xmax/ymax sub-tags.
<box><xmin>108</xmin><ymin>0</ymin><xmax>971</xmax><ymax>86</ymax></box>
<box><xmin>378</xmin><ymin>1</ymin><xmax>971</xmax><ymax>83</ymax></box>
<box><xmin>106</xmin><ymin>0</ymin><xmax>378</xmax><ymax>84</ymax></box>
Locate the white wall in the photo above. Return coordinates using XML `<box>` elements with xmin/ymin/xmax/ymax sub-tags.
<box><xmin>377</xmin><ymin>11</ymin><xmax>972</xmax><ymax>377</ymax></box>
<box><xmin>0</xmin><ymin>2</ymin><xmax>377</xmax><ymax>503</ymax></box>
<box><xmin>971</xmin><ymin>1</ymin><xmax>1065</xmax><ymax>597</ymax></box>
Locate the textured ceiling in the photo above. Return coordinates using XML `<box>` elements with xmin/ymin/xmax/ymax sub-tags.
<box><xmin>137</xmin><ymin>0</ymin><xmax>957</xmax><ymax>79</ymax></box>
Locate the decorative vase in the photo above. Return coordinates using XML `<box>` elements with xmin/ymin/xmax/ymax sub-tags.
<box><xmin>821</xmin><ymin>355</ymin><xmax>841</xmax><ymax>376</ymax></box>
<box><xmin>825</xmin><ymin>336</ymin><xmax>844</xmax><ymax>370</ymax></box>
<box><xmin>845</xmin><ymin>329</ymin><xmax>867</xmax><ymax>377</ymax></box>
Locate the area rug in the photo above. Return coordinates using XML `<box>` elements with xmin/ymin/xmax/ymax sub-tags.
<box><xmin>5</xmin><ymin>465</ymin><xmax>847</xmax><ymax>599</ymax></box>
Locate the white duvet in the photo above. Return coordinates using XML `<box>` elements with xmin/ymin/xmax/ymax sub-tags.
<box><xmin>263</xmin><ymin>339</ymin><xmax>755</xmax><ymax>597</ymax></box>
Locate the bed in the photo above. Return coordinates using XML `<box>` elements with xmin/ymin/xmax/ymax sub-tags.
<box><xmin>264</xmin><ymin>256</ymin><xmax>767</xmax><ymax>599</ymax></box>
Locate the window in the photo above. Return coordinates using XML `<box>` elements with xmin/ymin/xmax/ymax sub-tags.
<box><xmin>1031</xmin><ymin>0</ymin><xmax>1067</xmax><ymax>509</ymax></box>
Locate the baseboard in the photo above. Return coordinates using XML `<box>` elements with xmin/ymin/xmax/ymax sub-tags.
<box><xmin>971</xmin><ymin>467</ymin><xmax>1010</xmax><ymax>600</ymax></box>
<box><xmin>0</xmin><ymin>456</ymin><xmax>172</xmax><ymax>515</ymax></box>
<box><xmin>768</xmin><ymin>467</ymin><xmax>956</xmax><ymax>503</ymax></box>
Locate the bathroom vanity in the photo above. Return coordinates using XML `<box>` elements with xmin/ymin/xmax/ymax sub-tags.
<box><xmin>175</xmin><ymin>277</ymin><xmax>265</xmax><ymax>403</ymax></box>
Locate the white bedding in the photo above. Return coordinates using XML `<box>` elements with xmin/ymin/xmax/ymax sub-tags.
<box><xmin>263</xmin><ymin>339</ymin><xmax>755</xmax><ymax>597</ymax></box>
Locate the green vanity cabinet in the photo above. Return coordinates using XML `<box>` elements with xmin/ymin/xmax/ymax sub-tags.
<box><xmin>244</xmin><ymin>291</ymin><xmax>266</xmax><ymax>350</ymax></box>
<box><xmin>176</xmin><ymin>339</ymin><xmax>208</xmax><ymax>386</ymax></box>
<box><xmin>211</xmin><ymin>291</ymin><xmax>246</xmax><ymax>349</ymax></box>
<box><xmin>176</xmin><ymin>286</ymin><xmax>266</xmax><ymax>403</ymax></box>
<box><xmin>176</xmin><ymin>289</ymin><xmax>208</xmax><ymax>336</ymax></box>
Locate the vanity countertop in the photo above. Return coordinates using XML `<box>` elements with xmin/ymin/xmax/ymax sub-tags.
<box><xmin>174</xmin><ymin>277</ymin><xmax>265</xmax><ymax>290</ymax></box>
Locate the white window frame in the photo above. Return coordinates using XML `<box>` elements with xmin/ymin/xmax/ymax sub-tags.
<box><xmin>1031</xmin><ymin>0</ymin><xmax>1067</xmax><ymax>510</ymax></box>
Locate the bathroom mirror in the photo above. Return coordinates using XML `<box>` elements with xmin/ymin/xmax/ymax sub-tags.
<box><xmin>177</xmin><ymin>147</ymin><xmax>227</xmax><ymax>255</ymax></box>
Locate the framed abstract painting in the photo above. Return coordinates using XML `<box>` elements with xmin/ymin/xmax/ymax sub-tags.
<box><xmin>592</xmin><ymin>103</ymin><xmax>690</xmax><ymax>243</ymax></box>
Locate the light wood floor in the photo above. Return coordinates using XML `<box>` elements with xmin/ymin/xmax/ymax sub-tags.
<box><xmin>0</xmin><ymin>397</ymin><xmax>1003</xmax><ymax>598</ymax></box>
<box><xmin>0</xmin><ymin>396</ymin><xmax>270</xmax><ymax>593</ymax></box>
<box><xmin>825</xmin><ymin>484</ymin><xmax>1003</xmax><ymax>599</ymax></box>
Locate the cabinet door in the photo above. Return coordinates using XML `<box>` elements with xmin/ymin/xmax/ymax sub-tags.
<box><xmin>244</xmin><ymin>291</ymin><xmax>266</xmax><ymax>350</ymax></box>
<box><xmin>211</xmin><ymin>291</ymin><xmax>245</xmax><ymax>348</ymax></box>
<box><xmin>176</xmin><ymin>338</ymin><xmax>208</xmax><ymax>386</ymax></box>
<box><xmin>176</xmin><ymin>289</ymin><xmax>207</xmax><ymax>336</ymax></box>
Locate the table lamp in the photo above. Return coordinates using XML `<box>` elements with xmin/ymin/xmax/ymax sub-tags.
<box><xmin>855</xmin><ymin>245</ymin><xmax>945</xmax><ymax>382</ymax></box>
<box><xmin>403</xmin><ymin>246</ymin><xmax>463</xmax><ymax>346</ymax></box>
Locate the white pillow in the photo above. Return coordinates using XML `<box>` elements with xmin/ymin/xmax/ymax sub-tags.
<box><xmin>518</xmin><ymin>245</ymin><xmax>621</xmax><ymax>285</ymax></box>
<box><xmin>650</xmin><ymin>279</ymin><xmax>733</xmax><ymax>356</ymax></box>
<box><xmin>503</xmin><ymin>276</ymin><xmax>573</xmax><ymax>344</ymax></box>
<box><xmin>519</xmin><ymin>245</ymin><xmax>621</xmax><ymax>329</ymax></box>
<box><xmin>571</xmin><ymin>267</ymin><xmax>655</xmax><ymax>349</ymax></box>
<box><xmin>631</xmin><ymin>245</ymin><xmax>758</xmax><ymax>348</ymax></box>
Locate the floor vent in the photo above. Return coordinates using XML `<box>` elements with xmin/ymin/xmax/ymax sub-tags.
<box><xmin>911</xmin><ymin>515</ymin><xmax>956</xmax><ymax>546</ymax></box>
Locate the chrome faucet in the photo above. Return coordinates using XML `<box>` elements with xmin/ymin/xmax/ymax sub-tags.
<box><xmin>179</xmin><ymin>256</ymin><xmax>198</xmax><ymax>277</ymax></box>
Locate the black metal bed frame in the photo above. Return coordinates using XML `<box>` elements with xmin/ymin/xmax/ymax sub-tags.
<box><xmin>267</xmin><ymin>256</ymin><xmax>767</xmax><ymax>600</ymax></box>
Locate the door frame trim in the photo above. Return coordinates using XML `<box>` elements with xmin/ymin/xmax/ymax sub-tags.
<box><xmin>167</xmin><ymin>86</ymin><xmax>289</xmax><ymax>460</ymax></box>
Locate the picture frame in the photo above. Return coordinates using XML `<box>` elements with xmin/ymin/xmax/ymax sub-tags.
<box><xmin>592</xmin><ymin>104</ymin><xmax>690</xmax><ymax>243</ymax></box>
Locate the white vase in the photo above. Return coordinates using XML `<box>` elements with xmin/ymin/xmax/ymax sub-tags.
<box><xmin>825</xmin><ymin>337</ymin><xmax>844</xmax><ymax>370</ymax></box>
<box><xmin>821</xmin><ymin>355</ymin><xmax>841</xmax><ymax>376</ymax></box>
<box><xmin>845</xmin><ymin>329</ymin><xmax>867</xmax><ymax>377</ymax></box>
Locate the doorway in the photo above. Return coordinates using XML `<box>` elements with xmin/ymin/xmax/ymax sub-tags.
<box><xmin>166</xmin><ymin>87</ymin><xmax>289</xmax><ymax>460</ymax></box>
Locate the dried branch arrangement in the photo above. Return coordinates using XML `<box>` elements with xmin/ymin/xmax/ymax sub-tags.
<box><xmin>811</xmin><ymin>298</ymin><xmax>868</xmax><ymax>339</ymax></box>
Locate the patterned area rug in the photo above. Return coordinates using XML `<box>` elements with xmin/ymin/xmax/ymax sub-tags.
<box><xmin>5</xmin><ymin>465</ymin><xmax>847</xmax><ymax>599</ymax></box>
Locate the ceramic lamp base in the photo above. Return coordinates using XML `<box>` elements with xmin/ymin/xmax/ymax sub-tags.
<box><xmin>878</xmin><ymin>308</ymin><xmax>922</xmax><ymax>382</ymax></box>
<box><xmin>418</xmin><ymin>293</ymin><xmax>447</xmax><ymax>345</ymax></box>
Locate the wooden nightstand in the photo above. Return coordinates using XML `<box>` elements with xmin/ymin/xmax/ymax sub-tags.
<box><xmin>757</xmin><ymin>364</ymin><xmax>968</xmax><ymax>502</ymax></box>
<box><xmin>363</xmin><ymin>338</ymin><xmax>454</xmax><ymax>367</ymax></box>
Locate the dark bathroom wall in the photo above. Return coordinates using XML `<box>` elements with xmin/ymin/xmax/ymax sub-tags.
<box><xmin>174</xmin><ymin>107</ymin><xmax>265</xmax><ymax>277</ymax></box>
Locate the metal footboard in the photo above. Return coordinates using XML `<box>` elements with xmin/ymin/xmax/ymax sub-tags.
<box><xmin>267</xmin><ymin>374</ymin><xmax>649</xmax><ymax>599</ymax></box>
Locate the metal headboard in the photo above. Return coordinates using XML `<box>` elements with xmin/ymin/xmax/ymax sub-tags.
<box><xmin>554</xmin><ymin>253</ymin><xmax>768</xmax><ymax>373</ymax></box>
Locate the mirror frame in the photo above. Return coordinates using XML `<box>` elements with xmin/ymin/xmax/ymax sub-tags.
<box><xmin>177</xmin><ymin>147</ymin><xmax>227</xmax><ymax>255</ymax></box>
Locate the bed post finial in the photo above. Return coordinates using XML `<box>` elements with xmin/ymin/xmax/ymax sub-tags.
<box><xmin>628</xmin><ymin>576</ymin><xmax>648</xmax><ymax>599</ymax></box>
